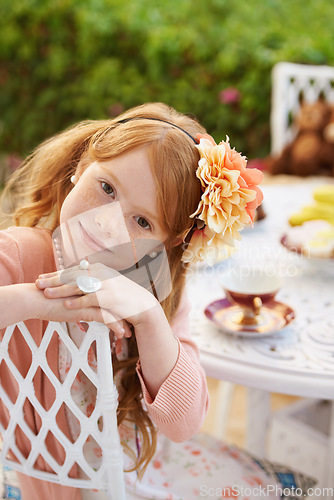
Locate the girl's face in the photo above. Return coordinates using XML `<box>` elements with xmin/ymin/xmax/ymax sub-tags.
<box><xmin>58</xmin><ymin>147</ymin><xmax>169</xmax><ymax>270</ymax></box>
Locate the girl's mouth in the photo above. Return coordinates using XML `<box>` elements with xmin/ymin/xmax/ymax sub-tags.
<box><xmin>79</xmin><ymin>222</ymin><xmax>108</xmax><ymax>253</ymax></box>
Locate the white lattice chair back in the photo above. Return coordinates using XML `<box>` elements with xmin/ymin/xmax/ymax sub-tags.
<box><xmin>0</xmin><ymin>320</ymin><xmax>126</xmax><ymax>499</ymax></box>
<box><xmin>270</xmin><ymin>61</ymin><xmax>334</xmax><ymax>154</ymax></box>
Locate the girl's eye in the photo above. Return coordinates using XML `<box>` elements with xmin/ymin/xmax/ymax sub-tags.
<box><xmin>101</xmin><ymin>182</ymin><xmax>115</xmax><ymax>197</ymax></box>
<box><xmin>135</xmin><ymin>216</ymin><xmax>151</xmax><ymax>230</ymax></box>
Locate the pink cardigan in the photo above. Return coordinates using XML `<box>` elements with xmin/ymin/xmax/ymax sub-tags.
<box><xmin>0</xmin><ymin>227</ymin><xmax>209</xmax><ymax>500</ymax></box>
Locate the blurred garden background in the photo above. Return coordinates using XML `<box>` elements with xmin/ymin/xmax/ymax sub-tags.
<box><xmin>1</xmin><ymin>0</ymin><xmax>334</xmax><ymax>184</ymax></box>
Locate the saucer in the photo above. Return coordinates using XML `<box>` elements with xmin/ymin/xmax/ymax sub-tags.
<box><xmin>281</xmin><ymin>234</ymin><xmax>334</xmax><ymax>263</ymax></box>
<box><xmin>204</xmin><ymin>298</ymin><xmax>295</xmax><ymax>337</ymax></box>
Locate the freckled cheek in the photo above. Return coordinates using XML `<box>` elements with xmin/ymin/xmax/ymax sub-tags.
<box><xmin>78</xmin><ymin>185</ymin><xmax>102</xmax><ymax>210</ymax></box>
<box><xmin>60</xmin><ymin>185</ymin><xmax>102</xmax><ymax>224</ymax></box>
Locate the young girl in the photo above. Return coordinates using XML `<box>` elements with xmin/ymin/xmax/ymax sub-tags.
<box><xmin>0</xmin><ymin>102</ymin><xmax>265</xmax><ymax>500</ymax></box>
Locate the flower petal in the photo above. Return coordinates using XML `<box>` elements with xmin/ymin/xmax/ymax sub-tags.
<box><xmin>185</xmin><ymin>135</ymin><xmax>264</xmax><ymax>264</ymax></box>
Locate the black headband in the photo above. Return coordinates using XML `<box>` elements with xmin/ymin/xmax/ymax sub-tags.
<box><xmin>117</xmin><ymin>117</ymin><xmax>199</xmax><ymax>144</ymax></box>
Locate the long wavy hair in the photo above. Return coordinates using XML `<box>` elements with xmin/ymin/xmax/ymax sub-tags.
<box><xmin>1</xmin><ymin>102</ymin><xmax>206</xmax><ymax>475</ymax></box>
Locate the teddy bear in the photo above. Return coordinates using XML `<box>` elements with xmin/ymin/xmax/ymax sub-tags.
<box><xmin>323</xmin><ymin>104</ymin><xmax>334</xmax><ymax>156</ymax></box>
<box><xmin>268</xmin><ymin>100</ymin><xmax>334</xmax><ymax>177</ymax></box>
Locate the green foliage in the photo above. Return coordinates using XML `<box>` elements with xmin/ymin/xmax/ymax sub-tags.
<box><xmin>1</xmin><ymin>0</ymin><xmax>334</xmax><ymax>159</ymax></box>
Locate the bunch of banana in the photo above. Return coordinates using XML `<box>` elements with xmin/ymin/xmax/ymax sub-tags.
<box><xmin>289</xmin><ymin>185</ymin><xmax>334</xmax><ymax>226</ymax></box>
<box><xmin>313</xmin><ymin>185</ymin><xmax>334</xmax><ymax>204</ymax></box>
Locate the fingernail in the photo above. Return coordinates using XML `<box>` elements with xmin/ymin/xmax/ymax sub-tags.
<box><xmin>116</xmin><ymin>328</ymin><xmax>125</xmax><ymax>339</ymax></box>
<box><xmin>66</xmin><ymin>300</ymin><xmax>73</xmax><ymax>307</ymax></box>
<box><xmin>36</xmin><ymin>279</ymin><xmax>45</xmax><ymax>286</ymax></box>
<box><xmin>46</xmin><ymin>288</ymin><xmax>54</xmax><ymax>295</ymax></box>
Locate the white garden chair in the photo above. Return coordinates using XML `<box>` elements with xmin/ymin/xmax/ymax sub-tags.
<box><xmin>270</xmin><ymin>61</ymin><xmax>334</xmax><ymax>154</ymax></box>
<box><xmin>0</xmin><ymin>320</ymin><xmax>126</xmax><ymax>499</ymax></box>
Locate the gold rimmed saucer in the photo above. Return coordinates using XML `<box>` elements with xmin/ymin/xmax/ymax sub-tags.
<box><xmin>281</xmin><ymin>234</ymin><xmax>334</xmax><ymax>263</ymax></box>
<box><xmin>204</xmin><ymin>298</ymin><xmax>295</xmax><ymax>337</ymax></box>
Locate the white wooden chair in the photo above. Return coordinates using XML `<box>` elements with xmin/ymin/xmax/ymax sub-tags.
<box><xmin>270</xmin><ymin>61</ymin><xmax>334</xmax><ymax>154</ymax></box>
<box><xmin>0</xmin><ymin>322</ymin><xmax>318</xmax><ymax>500</ymax></box>
<box><xmin>0</xmin><ymin>321</ymin><xmax>126</xmax><ymax>499</ymax></box>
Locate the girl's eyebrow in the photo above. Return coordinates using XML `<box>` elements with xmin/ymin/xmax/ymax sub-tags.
<box><xmin>98</xmin><ymin>165</ymin><xmax>120</xmax><ymax>187</ymax></box>
<box><xmin>98</xmin><ymin>165</ymin><xmax>159</xmax><ymax>225</ymax></box>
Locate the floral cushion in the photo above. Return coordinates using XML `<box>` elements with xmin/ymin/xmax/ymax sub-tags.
<box><xmin>125</xmin><ymin>433</ymin><xmax>317</xmax><ymax>500</ymax></box>
<box><xmin>0</xmin><ymin>433</ymin><xmax>317</xmax><ymax>500</ymax></box>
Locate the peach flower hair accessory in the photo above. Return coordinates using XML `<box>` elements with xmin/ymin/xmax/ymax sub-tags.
<box><xmin>182</xmin><ymin>134</ymin><xmax>264</xmax><ymax>264</ymax></box>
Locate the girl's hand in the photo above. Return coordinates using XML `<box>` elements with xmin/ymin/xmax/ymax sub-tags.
<box><xmin>35</xmin><ymin>263</ymin><xmax>159</xmax><ymax>338</ymax></box>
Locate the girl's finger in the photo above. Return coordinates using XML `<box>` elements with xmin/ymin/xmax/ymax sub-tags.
<box><xmin>105</xmin><ymin>321</ymin><xmax>125</xmax><ymax>339</ymax></box>
<box><xmin>36</xmin><ymin>273</ymin><xmax>68</xmax><ymax>289</ymax></box>
<box><xmin>44</xmin><ymin>283</ymin><xmax>84</xmax><ymax>298</ymax></box>
<box><xmin>65</xmin><ymin>293</ymin><xmax>98</xmax><ymax>310</ymax></box>
<box><xmin>96</xmin><ymin>310</ymin><xmax>125</xmax><ymax>338</ymax></box>
<box><xmin>36</xmin><ymin>274</ymin><xmax>62</xmax><ymax>289</ymax></box>
<box><xmin>37</xmin><ymin>267</ymin><xmax>81</xmax><ymax>288</ymax></box>
<box><xmin>107</xmin><ymin>317</ymin><xmax>132</xmax><ymax>339</ymax></box>
<box><xmin>37</xmin><ymin>270</ymin><xmax>62</xmax><ymax>280</ymax></box>
<box><xmin>122</xmin><ymin>321</ymin><xmax>133</xmax><ymax>338</ymax></box>
<box><xmin>76</xmin><ymin>307</ymin><xmax>125</xmax><ymax>338</ymax></box>
<box><xmin>65</xmin><ymin>295</ymin><xmax>126</xmax><ymax>338</ymax></box>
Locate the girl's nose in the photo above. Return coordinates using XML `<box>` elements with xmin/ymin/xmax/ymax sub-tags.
<box><xmin>95</xmin><ymin>209</ymin><xmax>119</xmax><ymax>238</ymax></box>
<box><xmin>94</xmin><ymin>204</ymin><xmax>129</xmax><ymax>241</ymax></box>
<box><xmin>95</xmin><ymin>214</ymin><xmax>119</xmax><ymax>238</ymax></box>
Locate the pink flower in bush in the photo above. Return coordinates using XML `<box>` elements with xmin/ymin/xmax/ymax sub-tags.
<box><xmin>219</xmin><ymin>87</ymin><xmax>241</xmax><ymax>104</ymax></box>
<box><xmin>108</xmin><ymin>102</ymin><xmax>124</xmax><ymax>117</ymax></box>
<box><xmin>6</xmin><ymin>153</ymin><xmax>22</xmax><ymax>172</ymax></box>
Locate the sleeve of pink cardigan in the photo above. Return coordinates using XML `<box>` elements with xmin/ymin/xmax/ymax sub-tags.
<box><xmin>0</xmin><ymin>227</ymin><xmax>54</xmax><ymax>286</ymax></box>
<box><xmin>136</xmin><ymin>292</ymin><xmax>209</xmax><ymax>442</ymax></box>
<box><xmin>0</xmin><ymin>229</ymin><xmax>23</xmax><ymax>285</ymax></box>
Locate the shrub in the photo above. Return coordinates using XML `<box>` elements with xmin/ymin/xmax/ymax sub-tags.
<box><xmin>1</xmin><ymin>0</ymin><xmax>334</xmax><ymax>161</ymax></box>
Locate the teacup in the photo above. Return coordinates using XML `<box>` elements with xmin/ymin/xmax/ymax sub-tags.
<box><xmin>220</xmin><ymin>266</ymin><xmax>282</xmax><ymax>326</ymax></box>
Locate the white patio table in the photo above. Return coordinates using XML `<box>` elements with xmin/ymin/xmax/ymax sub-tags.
<box><xmin>186</xmin><ymin>178</ymin><xmax>334</xmax><ymax>494</ymax></box>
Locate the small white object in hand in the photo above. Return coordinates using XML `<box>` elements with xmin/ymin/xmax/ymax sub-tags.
<box><xmin>76</xmin><ymin>276</ymin><xmax>102</xmax><ymax>294</ymax></box>
<box><xmin>79</xmin><ymin>259</ymin><xmax>90</xmax><ymax>271</ymax></box>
